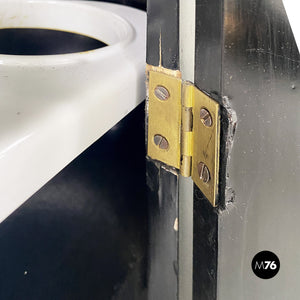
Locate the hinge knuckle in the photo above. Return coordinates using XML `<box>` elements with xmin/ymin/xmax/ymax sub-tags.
<box><xmin>180</xmin><ymin>156</ymin><xmax>192</xmax><ymax>177</ymax></box>
<box><xmin>180</xmin><ymin>131</ymin><xmax>193</xmax><ymax>177</ymax></box>
<box><xmin>180</xmin><ymin>85</ymin><xmax>194</xmax><ymax>177</ymax></box>
<box><xmin>182</xmin><ymin>81</ymin><xmax>194</xmax><ymax>108</ymax></box>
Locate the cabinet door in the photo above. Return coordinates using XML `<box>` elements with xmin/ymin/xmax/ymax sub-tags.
<box><xmin>146</xmin><ymin>0</ymin><xmax>300</xmax><ymax>299</ymax></box>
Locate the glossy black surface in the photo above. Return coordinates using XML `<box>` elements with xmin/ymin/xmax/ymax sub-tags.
<box><xmin>147</xmin><ymin>0</ymin><xmax>179</xmax><ymax>69</ymax></box>
<box><xmin>223</xmin><ymin>0</ymin><xmax>299</xmax><ymax>73</ymax></box>
<box><xmin>146</xmin><ymin>160</ymin><xmax>179</xmax><ymax>300</ymax></box>
<box><xmin>0</xmin><ymin>28</ymin><xmax>107</xmax><ymax>55</ymax></box>
<box><xmin>193</xmin><ymin>1</ymin><xmax>223</xmax><ymax>299</ymax></box>
<box><xmin>0</xmin><ymin>103</ymin><xmax>147</xmax><ymax>300</ymax></box>
<box><xmin>194</xmin><ymin>0</ymin><xmax>300</xmax><ymax>298</ymax></box>
<box><xmin>195</xmin><ymin>0</ymin><xmax>223</xmax><ymax>99</ymax></box>
<box><xmin>193</xmin><ymin>187</ymin><xmax>218</xmax><ymax>300</ymax></box>
<box><xmin>218</xmin><ymin>0</ymin><xmax>300</xmax><ymax>297</ymax></box>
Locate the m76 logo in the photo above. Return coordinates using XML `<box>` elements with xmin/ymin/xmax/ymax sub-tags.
<box><xmin>254</xmin><ymin>261</ymin><xmax>277</xmax><ymax>270</ymax></box>
<box><xmin>252</xmin><ymin>251</ymin><xmax>280</xmax><ymax>279</ymax></box>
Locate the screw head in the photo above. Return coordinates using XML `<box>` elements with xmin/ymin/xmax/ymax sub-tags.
<box><xmin>200</xmin><ymin>108</ymin><xmax>213</xmax><ymax>127</ymax></box>
<box><xmin>197</xmin><ymin>162</ymin><xmax>210</xmax><ymax>183</ymax></box>
<box><xmin>154</xmin><ymin>85</ymin><xmax>170</xmax><ymax>101</ymax></box>
<box><xmin>154</xmin><ymin>134</ymin><xmax>169</xmax><ymax>150</ymax></box>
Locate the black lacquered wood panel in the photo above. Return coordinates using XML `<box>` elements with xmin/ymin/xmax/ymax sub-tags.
<box><xmin>193</xmin><ymin>1</ymin><xmax>224</xmax><ymax>299</ymax></box>
<box><xmin>147</xmin><ymin>160</ymin><xmax>179</xmax><ymax>300</ymax></box>
<box><xmin>146</xmin><ymin>0</ymin><xmax>180</xmax><ymax>299</ymax></box>
<box><xmin>195</xmin><ymin>0</ymin><xmax>223</xmax><ymax>99</ymax></box>
<box><xmin>147</xmin><ymin>0</ymin><xmax>179</xmax><ymax>69</ymax></box>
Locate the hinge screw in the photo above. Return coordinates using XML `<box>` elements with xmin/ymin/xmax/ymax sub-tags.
<box><xmin>200</xmin><ymin>108</ymin><xmax>213</xmax><ymax>127</ymax></box>
<box><xmin>198</xmin><ymin>162</ymin><xmax>210</xmax><ymax>183</ymax></box>
<box><xmin>154</xmin><ymin>134</ymin><xmax>169</xmax><ymax>150</ymax></box>
<box><xmin>154</xmin><ymin>85</ymin><xmax>170</xmax><ymax>101</ymax></box>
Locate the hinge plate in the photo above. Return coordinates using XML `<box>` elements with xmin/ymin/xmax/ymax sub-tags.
<box><xmin>147</xmin><ymin>67</ymin><xmax>220</xmax><ymax>206</ymax></box>
<box><xmin>147</xmin><ymin>70</ymin><xmax>182</xmax><ymax>169</ymax></box>
<box><xmin>190</xmin><ymin>84</ymin><xmax>220</xmax><ymax>207</ymax></box>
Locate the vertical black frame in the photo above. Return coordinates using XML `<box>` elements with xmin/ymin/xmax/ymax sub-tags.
<box><xmin>193</xmin><ymin>1</ymin><xmax>224</xmax><ymax>299</ymax></box>
<box><xmin>146</xmin><ymin>0</ymin><xmax>180</xmax><ymax>299</ymax></box>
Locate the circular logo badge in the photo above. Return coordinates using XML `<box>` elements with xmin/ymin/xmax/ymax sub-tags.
<box><xmin>251</xmin><ymin>251</ymin><xmax>280</xmax><ymax>279</ymax></box>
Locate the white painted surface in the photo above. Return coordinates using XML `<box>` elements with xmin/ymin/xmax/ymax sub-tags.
<box><xmin>283</xmin><ymin>1</ymin><xmax>300</xmax><ymax>50</ymax></box>
<box><xmin>0</xmin><ymin>0</ymin><xmax>146</xmax><ymax>222</ymax></box>
<box><xmin>178</xmin><ymin>1</ymin><xmax>195</xmax><ymax>299</ymax></box>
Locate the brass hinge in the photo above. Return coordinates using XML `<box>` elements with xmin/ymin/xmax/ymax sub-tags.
<box><xmin>147</xmin><ymin>66</ymin><xmax>221</xmax><ymax>206</ymax></box>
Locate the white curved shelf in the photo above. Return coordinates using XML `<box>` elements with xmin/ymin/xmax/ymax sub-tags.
<box><xmin>0</xmin><ymin>1</ymin><xmax>146</xmax><ymax>222</ymax></box>
<box><xmin>283</xmin><ymin>1</ymin><xmax>300</xmax><ymax>50</ymax></box>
